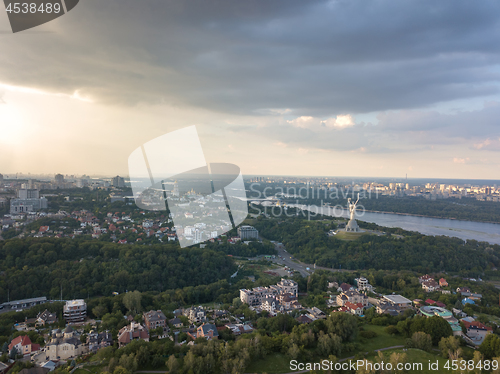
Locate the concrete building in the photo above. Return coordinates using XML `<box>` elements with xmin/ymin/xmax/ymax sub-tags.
<box><xmin>54</xmin><ymin>174</ymin><xmax>64</xmax><ymax>185</ymax></box>
<box><xmin>240</xmin><ymin>278</ymin><xmax>298</xmax><ymax>307</ymax></box>
<box><xmin>383</xmin><ymin>295</ymin><xmax>412</xmax><ymax>310</ymax></box>
<box><xmin>46</xmin><ymin>326</ymin><xmax>87</xmax><ymax>360</ymax></box>
<box><xmin>111</xmin><ymin>176</ymin><xmax>125</xmax><ymax>188</ymax></box>
<box><xmin>63</xmin><ymin>300</ymin><xmax>87</xmax><ymax>323</ymax></box>
<box><xmin>356</xmin><ymin>277</ymin><xmax>374</xmax><ymax>292</ymax></box>
<box><xmin>10</xmin><ymin>189</ymin><xmax>47</xmax><ymax>214</ymax></box>
<box><xmin>237</xmin><ymin>225</ymin><xmax>259</xmax><ymax>240</ymax></box>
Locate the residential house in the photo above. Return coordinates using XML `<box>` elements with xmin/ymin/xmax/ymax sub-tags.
<box><xmin>296</xmin><ymin>315</ymin><xmax>314</xmax><ymax>324</ymax></box>
<box><xmin>457</xmin><ymin>287</ymin><xmax>471</xmax><ymax>294</ymax></box>
<box><xmin>422</xmin><ymin>280</ymin><xmax>440</xmax><ymax>292</ymax></box>
<box><xmin>184</xmin><ymin>306</ymin><xmax>207</xmax><ymax>324</ymax></box>
<box><xmin>307</xmin><ymin>307</ymin><xmax>327</xmax><ymax>319</ymax></box>
<box><xmin>143</xmin><ymin>310</ymin><xmax>167</xmax><ymax>331</ymax></box>
<box><xmin>337</xmin><ymin>290</ymin><xmax>368</xmax><ymax>307</ymax></box>
<box><xmin>376</xmin><ymin>302</ymin><xmax>402</xmax><ymax>316</ymax></box>
<box><xmin>338</xmin><ymin>283</ymin><xmax>354</xmax><ymax>293</ymax></box>
<box><xmin>225</xmin><ymin>323</ymin><xmax>254</xmax><ymax>335</ymax></box>
<box><xmin>439</xmin><ymin>278</ymin><xmax>448</xmax><ymax>287</ymax></box>
<box><xmin>117</xmin><ymin>322</ymin><xmax>150</xmax><ymax>347</ymax></box>
<box><xmin>8</xmin><ymin>335</ymin><xmax>40</xmax><ymax>356</ymax></box>
<box><xmin>187</xmin><ymin>323</ymin><xmax>219</xmax><ymax>341</ymax></box>
<box><xmin>261</xmin><ymin>297</ymin><xmax>284</xmax><ymax>315</ymax></box>
<box><xmin>169</xmin><ymin>317</ymin><xmax>183</xmax><ymax>328</ymax></box>
<box><xmin>87</xmin><ymin>331</ymin><xmax>113</xmax><ymax>353</ymax></box>
<box><xmin>419</xmin><ymin>274</ymin><xmax>433</xmax><ymax>284</ymax></box>
<box><xmin>344</xmin><ymin>302</ymin><xmax>364</xmax><ymax>316</ymax></box>
<box><xmin>36</xmin><ymin>310</ymin><xmax>58</xmax><ymax>326</ymax></box>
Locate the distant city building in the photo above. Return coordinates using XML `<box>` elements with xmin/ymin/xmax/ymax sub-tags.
<box><xmin>10</xmin><ymin>189</ymin><xmax>47</xmax><ymax>214</ymax></box>
<box><xmin>54</xmin><ymin>174</ymin><xmax>65</xmax><ymax>185</ymax></box>
<box><xmin>111</xmin><ymin>175</ymin><xmax>125</xmax><ymax>188</ymax></box>
<box><xmin>172</xmin><ymin>181</ymin><xmax>179</xmax><ymax>197</ymax></box>
<box><xmin>0</xmin><ymin>173</ymin><xmax>3</xmax><ymax>183</ymax></box>
<box><xmin>18</xmin><ymin>189</ymin><xmax>39</xmax><ymax>199</ymax></box>
<box><xmin>237</xmin><ymin>225</ymin><xmax>259</xmax><ymax>240</ymax></box>
<box><xmin>63</xmin><ymin>299</ymin><xmax>87</xmax><ymax>323</ymax></box>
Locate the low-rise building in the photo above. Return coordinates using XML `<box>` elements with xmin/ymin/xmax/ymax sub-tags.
<box><xmin>337</xmin><ymin>290</ymin><xmax>368</xmax><ymax>307</ymax></box>
<box><xmin>143</xmin><ymin>310</ymin><xmax>167</xmax><ymax>331</ymax></box>
<box><xmin>356</xmin><ymin>277</ymin><xmax>374</xmax><ymax>292</ymax></box>
<box><xmin>383</xmin><ymin>295</ymin><xmax>412</xmax><ymax>310</ymax></box>
<box><xmin>225</xmin><ymin>323</ymin><xmax>254</xmax><ymax>335</ymax></box>
<box><xmin>46</xmin><ymin>326</ymin><xmax>87</xmax><ymax>360</ymax></box>
<box><xmin>36</xmin><ymin>310</ymin><xmax>58</xmax><ymax>326</ymax></box>
<box><xmin>344</xmin><ymin>302</ymin><xmax>364</xmax><ymax>316</ymax></box>
<box><xmin>118</xmin><ymin>322</ymin><xmax>149</xmax><ymax>347</ymax></box>
<box><xmin>87</xmin><ymin>331</ymin><xmax>113</xmax><ymax>353</ymax></box>
<box><xmin>184</xmin><ymin>306</ymin><xmax>207</xmax><ymax>324</ymax></box>
<box><xmin>419</xmin><ymin>274</ymin><xmax>433</xmax><ymax>284</ymax></box>
<box><xmin>188</xmin><ymin>323</ymin><xmax>219</xmax><ymax>340</ymax></box>
<box><xmin>422</xmin><ymin>280</ymin><xmax>440</xmax><ymax>292</ymax></box>
<box><xmin>8</xmin><ymin>335</ymin><xmax>40</xmax><ymax>356</ymax></box>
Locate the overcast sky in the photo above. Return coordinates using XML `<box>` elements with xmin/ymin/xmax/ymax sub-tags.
<box><xmin>1</xmin><ymin>0</ymin><xmax>499</xmax><ymax>179</ymax></box>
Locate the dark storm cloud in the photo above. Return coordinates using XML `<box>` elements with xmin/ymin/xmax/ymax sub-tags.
<box><xmin>1</xmin><ymin>0</ymin><xmax>500</xmax><ymax>115</ymax></box>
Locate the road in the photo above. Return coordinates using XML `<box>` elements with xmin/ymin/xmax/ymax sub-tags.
<box><xmin>256</xmin><ymin>243</ymin><xmax>354</xmax><ymax>278</ymax></box>
<box><xmin>271</xmin><ymin>244</ymin><xmax>310</xmax><ymax>277</ymax></box>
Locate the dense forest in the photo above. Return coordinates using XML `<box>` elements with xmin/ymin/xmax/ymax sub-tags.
<box><xmin>253</xmin><ymin>217</ymin><xmax>500</xmax><ymax>274</ymax></box>
<box><xmin>0</xmin><ymin>238</ymin><xmax>237</xmax><ymax>302</ymax></box>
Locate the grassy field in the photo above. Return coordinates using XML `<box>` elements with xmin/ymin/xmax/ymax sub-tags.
<box><xmin>245</xmin><ymin>353</ymin><xmax>292</xmax><ymax>374</ymax></box>
<box><xmin>365</xmin><ymin>348</ymin><xmax>448</xmax><ymax>374</ymax></box>
<box><xmin>358</xmin><ymin>324</ymin><xmax>406</xmax><ymax>352</ymax></box>
<box><xmin>334</xmin><ymin>231</ymin><xmax>368</xmax><ymax>241</ymax></box>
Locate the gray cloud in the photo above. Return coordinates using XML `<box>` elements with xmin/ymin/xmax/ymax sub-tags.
<box><xmin>251</xmin><ymin>102</ymin><xmax>500</xmax><ymax>154</ymax></box>
<box><xmin>1</xmin><ymin>0</ymin><xmax>500</xmax><ymax>117</ymax></box>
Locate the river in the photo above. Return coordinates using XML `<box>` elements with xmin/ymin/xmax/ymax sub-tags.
<box><xmin>284</xmin><ymin>203</ymin><xmax>500</xmax><ymax>245</ymax></box>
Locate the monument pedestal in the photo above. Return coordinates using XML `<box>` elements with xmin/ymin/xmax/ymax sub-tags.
<box><xmin>346</xmin><ymin>218</ymin><xmax>360</xmax><ymax>232</ymax></box>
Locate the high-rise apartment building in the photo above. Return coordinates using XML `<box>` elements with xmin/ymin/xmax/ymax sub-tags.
<box><xmin>63</xmin><ymin>299</ymin><xmax>87</xmax><ymax>323</ymax></box>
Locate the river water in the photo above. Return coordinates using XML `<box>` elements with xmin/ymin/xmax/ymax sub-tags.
<box><xmin>285</xmin><ymin>204</ymin><xmax>500</xmax><ymax>245</ymax></box>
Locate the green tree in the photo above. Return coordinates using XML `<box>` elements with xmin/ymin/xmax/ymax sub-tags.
<box><xmin>326</xmin><ymin>312</ymin><xmax>358</xmax><ymax>342</ymax></box>
<box><xmin>166</xmin><ymin>355</ymin><xmax>179</xmax><ymax>374</ymax></box>
<box><xmin>480</xmin><ymin>334</ymin><xmax>500</xmax><ymax>359</ymax></box>
<box><xmin>123</xmin><ymin>290</ymin><xmax>142</xmax><ymax>315</ymax></box>
<box><xmin>439</xmin><ymin>336</ymin><xmax>461</xmax><ymax>359</ymax></box>
<box><xmin>424</xmin><ymin>316</ymin><xmax>452</xmax><ymax>345</ymax></box>
<box><xmin>409</xmin><ymin>332</ymin><xmax>432</xmax><ymax>351</ymax></box>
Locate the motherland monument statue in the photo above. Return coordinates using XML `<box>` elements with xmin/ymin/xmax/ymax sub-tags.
<box><xmin>345</xmin><ymin>193</ymin><xmax>360</xmax><ymax>232</ymax></box>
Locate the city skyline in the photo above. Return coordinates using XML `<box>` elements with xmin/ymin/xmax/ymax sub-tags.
<box><xmin>1</xmin><ymin>1</ymin><xmax>500</xmax><ymax>178</ymax></box>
